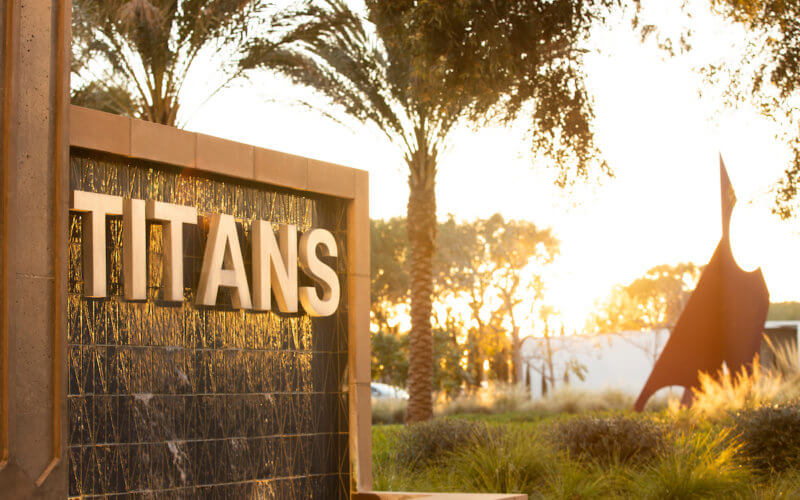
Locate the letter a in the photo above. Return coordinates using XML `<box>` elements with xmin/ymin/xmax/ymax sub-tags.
<box><xmin>196</xmin><ymin>213</ymin><xmax>252</xmax><ymax>309</ymax></box>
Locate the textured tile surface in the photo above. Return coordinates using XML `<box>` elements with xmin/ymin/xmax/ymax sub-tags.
<box><xmin>67</xmin><ymin>151</ymin><xmax>350</xmax><ymax>498</ymax></box>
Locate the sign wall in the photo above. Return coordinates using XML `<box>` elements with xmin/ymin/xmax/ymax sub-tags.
<box><xmin>67</xmin><ymin>151</ymin><xmax>350</xmax><ymax>498</ymax></box>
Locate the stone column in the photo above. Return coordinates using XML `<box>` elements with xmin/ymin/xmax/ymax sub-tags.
<box><xmin>0</xmin><ymin>0</ymin><xmax>70</xmax><ymax>497</ymax></box>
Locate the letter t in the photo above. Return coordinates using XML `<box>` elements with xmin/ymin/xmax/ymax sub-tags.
<box><xmin>146</xmin><ymin>200</ymin><xmax>198</xmax><ymax>302</ymax></box>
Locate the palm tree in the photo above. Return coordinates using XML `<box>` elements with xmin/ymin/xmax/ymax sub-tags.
<box><xmin>242</xmin><ymin>0</ymin><xmax>611</xmax><ymax>421</ymax></box>
<box><xmin>72</xmin><ymin>0</ymin><xmax>279</xmax><ymax>126</ymax></box>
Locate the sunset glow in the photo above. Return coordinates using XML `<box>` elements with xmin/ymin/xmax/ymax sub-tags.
<box><xmin>182</xmin><ymin>1</ymin><xmax>800</xmax><ymax>335</ymax></box>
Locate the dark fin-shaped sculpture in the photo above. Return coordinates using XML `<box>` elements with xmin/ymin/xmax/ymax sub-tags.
<box><xmin>634</xmin><ymin>156</ymin><xmax>769</xmax><ymax>411</ymax></box>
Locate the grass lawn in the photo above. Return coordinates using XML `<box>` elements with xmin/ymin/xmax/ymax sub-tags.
<box><xmin>371</xmin><ymin>408</ymin><xmax>800</xmax><ymax>499</ymax></box>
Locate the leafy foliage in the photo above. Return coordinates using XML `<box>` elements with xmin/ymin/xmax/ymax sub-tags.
<box><xmin>588</xmin><ymin>262</ymin><xmax>701</xmax><ymax>334</ymax></box>
<box><xmin>372</xmin><ymin>416</ymin><xmax>771</xmax><ymax>497</ymax></box>
<box><xmin>371</xmin><ymin>330</ymin><xmax>409</xmax><ymax>388</ymax></box>
<box><xmin>733</xmin><ymin>403</ymin><xmax>800</xmax><ymax>473</ymax></box>
<box><xmin>553</xmin><ymin>416</ymin><xmax>667</xmax><ymax>466</ymax></box>
<box><xmin>710</xmin><ymin>1</ymin><xmax>800</xmax><ymax>218</ymax></box>
<box><xmin>242</xmin><ymin>0</ymin><xmax>612</xmax><ymax>176</ymax></box>
<box><xmin>438</xmin><ymin>214</ymin><xmax>560</xmax><ymax>385</ymax></box>
<box><xmin>369</xmin><ymin>215</ymin><xmax>559</xmax><ymax>394</ymax></box>
<box><xmin>72</xmin><ymin>0</ymin><xmax>282</xmax><ymax>125</ymax></box>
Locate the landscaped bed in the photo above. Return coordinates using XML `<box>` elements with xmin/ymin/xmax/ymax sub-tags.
<box><xmin>372</xmin><ymin>405</ymin><xmax>800</xmax><ymax>498</ymax></box>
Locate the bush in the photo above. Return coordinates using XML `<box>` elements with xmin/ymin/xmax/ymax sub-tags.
<box><xmin>394</xmin><ymin>418</ymin><xmax>494</xmax><ymax>469</ymax></box>
<box><xmin>445</xmin><ymin>427</ymin><xmax>553</xmax><ymax>494</ymax></box>
<box><xmin>553</xmin><ymin>416</ymin><xmax>666</xmax><ymax>466</ymax></box>
<box><xmin>734</xmin><ymin>403</ymin><xmax>800</xmax><ymax>473</ymax></box>
<box><xmin>630</xmin><ymin>430</ymin><xmax>750</xmax><ymax>499</ymax></box>
<box><xmin>372</xmin><ymin>398</ymin><xmax>407</xmax><ymax>425</ymax></box>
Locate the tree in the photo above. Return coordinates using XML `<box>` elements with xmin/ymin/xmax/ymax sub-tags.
<box><xmin>371</xmin><ymin>330</ymin><xmax>408</xmax><ymax>388</ymax></box>
<box><xmin>707</xmin><ymin>1</ymin><xmax>800</xmax><ymax>218</ymax></box>
<box><xmin>587</xmin><ymin>262</ymin><xmax>701</xmax><ymax>364</ymax></box>
<box><xmin>436</xmin><ymin>217</ymin><xmax>493</xmax><ymax>388</ymax></box>
<box><xmin>589</xmin><ymin>263</ymin><xmax>701</xmax><ymax>333</ymax></box>
<box><xmin>369</xmin><ymin>218</ymin><xmax>411</xmax><ymax>389</ymax></box>
<box><xmin>370</xmin><ymin>218</ymin><xmax>409</xmax><ymax>333</ymax></box>
<box><xmin>522</xmin><ymin>306</ymin><xmax>586</xmax><ymax>395</ymax></box>
<box><xmin>71</xmin><ymin>0</ymin><xmax>280</xmax><ymax>126</ymax></box>
<box><xmin>432</xmin><ymin>313</ymin><xmax>469</xmax><ymax>398</ymax></box>
<box><xmin>244</xmin><ymin>0</ymin><xmax>612</xmax><ymax>420</ymax></box>
<box><xmin>641</xmin><ymin>1</ymin><xmax>800</xmax><ymax>217</ymax></box>
<box><xmin>436</xmin><ymin>215</ymin><xmax>559</xmax><ymax>386</ymax></box>
<box><xmin>485</xmin><ymin>214</ymin><xmax>558</xmax><ymax>383</ymax></box>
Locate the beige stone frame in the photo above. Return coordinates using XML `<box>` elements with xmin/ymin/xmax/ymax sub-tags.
<box><xmin>1</xmin><ymin>1</ymin><xmax>70</xmax><ymax>496</ymax></box>
<box><xmin>69</xmin><ymin>104</ymin><xmax>375</xmax><ymax>493</ymax></box>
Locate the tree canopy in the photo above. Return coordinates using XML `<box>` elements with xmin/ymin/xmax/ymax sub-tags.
<box><xmin>72</xmin><ymin>0</ymin><xmax>280</xmax><ymax>126</ymax></box>
<box><xmin>711</xmin><ymin>0</ymin><xmax>800</xmax><ymax>219</ymax></box>
<box><xmin>587</xmin><ymin>262</ymin><xmax>702</xmax><ymax>334</ymax></box>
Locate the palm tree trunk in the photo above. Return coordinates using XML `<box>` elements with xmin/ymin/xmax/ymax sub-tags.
<box><xmin>405</xmin><ymin>148</ymin><xmax>436</xmax><ymax>422</ymax></box>
<box><xmin>511</xmin><ymin>326</ymin><xmax>522</xmax><ymax>384</ymax></box>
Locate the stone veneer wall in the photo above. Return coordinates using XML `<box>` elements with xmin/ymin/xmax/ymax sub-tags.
<box><xmin>67</xmin><ymin>149</ymin><xmax>350</xmax><ymax>498</ymax></box>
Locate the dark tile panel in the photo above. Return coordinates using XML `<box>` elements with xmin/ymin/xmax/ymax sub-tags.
<box><xmin>68</xmin><ymin>151</ymin><xmax>349</xmax><ymax>497</ymax></box>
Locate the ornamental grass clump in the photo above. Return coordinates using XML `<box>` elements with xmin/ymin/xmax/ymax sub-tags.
<box><xmin>553</xmin><ymin>416</ymin><xmax>667</xmax><ymax>466</ymax></box>
<box><xmin>733</xmin><ymin>403</ymin><xmax>800</xmax><ymax>473</ymax></box>
<box><xmin>444</xmin><ymin>427</ymin><xmax>553</xmax><ymax>494</ymax></box>
<box><xmin>395</xmin><ymin>418</ymin><xmax>494</xmax><ymax>469</ymax></box>
<box><xmin>630</xmin><ymin>430</ymin><xmax>751</xmax><ymax>499</ymax></box>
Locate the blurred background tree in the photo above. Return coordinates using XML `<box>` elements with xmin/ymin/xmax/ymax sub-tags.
<box><xmin>587</xmin><ymin>263</ymin><xmax>702</xmax><ymax>333</ymax></box>
<box><xmin>370</xmin><ymin>215</ymin><xmax>559</xmax><ymax>399</ymax></box>
<box><xmin>586</xmin><ymin>262</ymin><xmax>702</xmax><ymax>365</ymax></box>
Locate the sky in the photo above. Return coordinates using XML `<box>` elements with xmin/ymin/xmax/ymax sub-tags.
<box><xmin>176</xmin><ymin>1</ymin><xmax>800</xmax><ymax>334</ymax></box>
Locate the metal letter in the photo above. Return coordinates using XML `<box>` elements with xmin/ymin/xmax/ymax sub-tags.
<box><xmin>123</xmin><ymin>198</ymin><xmax>147</xmax><ymax>300</ymax></box>
<box><xmin>146</xmin><ymin>200</ymin><xmax>197</xmax><ymax>302</ymax></box>
<box><xmin>252</xmin><ymin>221</ymin><xmax>298</xmax><ymax>312</ymax></box>
<box><xmin>196</xmin><ymin>213</ymin><xmax>253</xmax><ymax>309</ymax></box>
<box><xmin>71</xmin><ymin>190</ymin><xmax>123</xmax><ymax>297</ymax></box>
<box><xmin>298</xmin><ymin>228</ymin><xmax>340</xmax><ymax>317</ymax></box>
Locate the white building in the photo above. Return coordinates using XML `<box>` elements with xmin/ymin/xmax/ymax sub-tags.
<box><xmin>520</xmin><ymin>322</ymin><xmax>800</xmax><ymax>399</ymax></box>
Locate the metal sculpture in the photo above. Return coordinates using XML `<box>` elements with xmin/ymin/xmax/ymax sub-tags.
<box><xmin>634</xmin><ymin>156</ymin><xmax>770</xmax><ymax>411</ymax></box>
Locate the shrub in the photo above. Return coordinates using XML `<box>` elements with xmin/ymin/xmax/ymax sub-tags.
<box><xmin>553</xmin><ymin>416</ymin><xmax>666</xmax><ymax>466</ymax></box>
<box><xmin>445</xmin><ymin>427</ymin><xmax>553</xmax><ymax>494</ymax></box>
<box><xmin>734</xmin><ymin>403</ymin><xmax>800</xmax><ymax>473</ymax></box>
<box><xmin>541</xmin><ymin>460</ymin><xmax>618</xmax><ymax>499</ymax></box>
<box><xmin>372</xmin><ymin>398</ymin><xmax>406</xmax><ymax>425</ymax></box>
<box><xmin>394</xmin><ymin>418</ymin><xmax>494</xmax><ymax>469</ymax></box>
<box><xmin>630</xmin><ymin>430</ymin><xmax>751</xmax><ymax>499</ymax></box>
